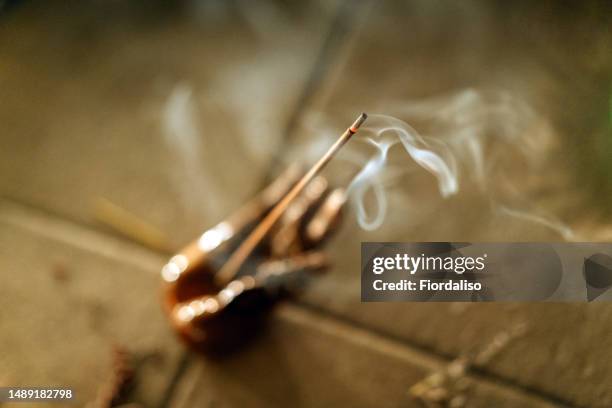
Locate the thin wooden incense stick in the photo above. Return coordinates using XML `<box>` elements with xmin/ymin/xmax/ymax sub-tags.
<box><xmin>214</xmin><ymin>112</ymin><xmax>367</xmax><ymax>286</ymax></box>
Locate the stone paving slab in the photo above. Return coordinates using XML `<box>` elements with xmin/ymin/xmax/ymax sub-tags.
<box><xmin>0</xmin><ymin>199</ymin><xmax>179</xmax><ymax>407</ymax></box>
<box><xmin>169</xmin><ymin>304</ymin><xmax>560</xmax><ymax>408</ymax></box>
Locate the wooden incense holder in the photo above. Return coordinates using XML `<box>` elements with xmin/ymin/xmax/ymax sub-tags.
<box><xmin>161</xmin><ymin>114</ymin><xmax>366</xmax><ymax>353</ymax></box>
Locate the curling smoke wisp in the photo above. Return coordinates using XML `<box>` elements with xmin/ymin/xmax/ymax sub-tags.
<box><xmin>347</xmin><ymin>115</ymin><xmax>458</xmax><ymax>230</ymax></box>
<box><xmin>338</xmin><ymin>89</ymin><xmax>572</xmax><ymax>238</ymax></box>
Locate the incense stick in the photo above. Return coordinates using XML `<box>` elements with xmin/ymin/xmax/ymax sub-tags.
<box><xmin>93</xmin><ymin>197</ymin><xmax>172</xmax><ymax>253</ymax></box>
<box><xmin>214</xmin><ymin>113</ymin><xmax>367</xmax><ymax>286</ymax></box>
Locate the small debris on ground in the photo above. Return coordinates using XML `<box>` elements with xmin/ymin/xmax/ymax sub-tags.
<box><xmin>51</xmin><ymin>260</ymin><xmax>70</xmax><ymax>283</ymax></box>
<box><xmin>409</xmin><ymin>322</ymin><xmax>528</xmax><ymax>407</ymax></box>
<box><xmin>92</xmin><ymin>345</ymin><xmax>137</xmax><ymax>408</ymax></box>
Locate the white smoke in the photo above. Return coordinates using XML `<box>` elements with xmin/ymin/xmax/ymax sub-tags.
<box><xmin>162</xmin><ymin>83</ymin><xmax>223</xmax><ymax>219</ymax></box>
<box><xmin>300</xmin><ymin>88</ymin><xmax>573</xmax><ymax>239</ymax></box>
<box><xmin>347</xmin><ymin>115</ymin><xmax>458</xmax><ymax>230</ymax></box>
<box><xmin>162</xmin><ymin>85</ymin><xmax>573</xmax><ymax>240</ymax></box>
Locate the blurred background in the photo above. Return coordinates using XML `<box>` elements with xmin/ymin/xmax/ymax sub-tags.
<box><xmin>0</xmin><ymin>0</ymin><xmax>611</xmax><ymax>407</ymax></box>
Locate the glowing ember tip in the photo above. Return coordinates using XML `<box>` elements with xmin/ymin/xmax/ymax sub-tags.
<box><xmin>349</xmin><ymin>112</ymin><xmax>367</xmax><ymax>133</ymax></box>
